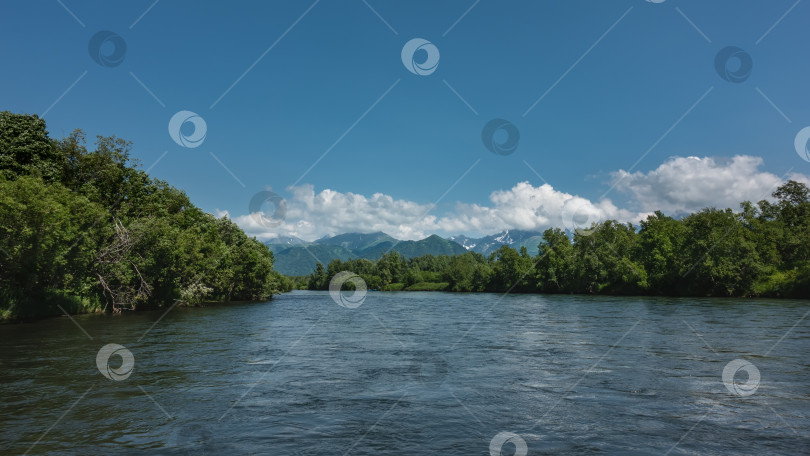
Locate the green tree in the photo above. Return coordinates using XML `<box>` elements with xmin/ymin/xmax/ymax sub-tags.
<box><xmin>0</xmin><ymin>175</ymin><xmax>107</xmax><ymax>315</ymax></box>
<box><xmin>488</xmin><ymin>245</ymin><xmax>534</xmax><ymax>292</ymax></box>
<box><xmin>571</xmin><ymin>221</ymin><xmax>647</xmax><ymax>294</ymax></box>
<box><xmin>536</xmin><ymin>228</ymin><xmax>574</xmax><ymax>293</ymax></box>
<box><xmin>637</xmin><ymin>211</ymin><xmax>687</xmax><ymax>295</ymax></box>
<box><xmin>1</xmin><ymin>112</ymin><xmax>285</xmax><ymax>319</ymax></box>
<box><xmin>308</xmin><ymin>262</ymin><xmax>327</xmax><ymax>289</ymax></box>
<box><xmin>0</xmin><ymin>112</ymin><xmax>63</xmax><ymax>181</ymax></box>
<box><xmin>680</xmin><ymin>208</ymin><xmax>761</xmax><ymax>296</ymax></box>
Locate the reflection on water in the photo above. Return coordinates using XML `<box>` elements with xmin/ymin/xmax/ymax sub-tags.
<box><xmin>1</xmin><ymin>291</ymin><xmax>809</xmax><ymax>455</ymax></box>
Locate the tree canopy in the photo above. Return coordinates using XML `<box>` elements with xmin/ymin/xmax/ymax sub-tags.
<box><xmin>0</xmin><ymin>112</ymin><xmax>290</xmax><ymax>320</ymax></box>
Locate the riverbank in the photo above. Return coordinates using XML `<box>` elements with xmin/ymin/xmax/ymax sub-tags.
<box><xmin>327</xmin><ymin>281</ymin><xmax>810</xmax><ymax>299</ymax></box>
<box><xmin>0</xmin><ymin>295</ymin><xmax>277</xmax><ymax>323</ymax></box>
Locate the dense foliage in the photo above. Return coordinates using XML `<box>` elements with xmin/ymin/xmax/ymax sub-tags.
<box><xmin>0</xmin><ymin>112</ymin><xmax>291</xmax><ymax>320</ymax></box>
<box><xmin>309</xmin><ymin>184</ymin><xmax>810</xmax><ymax>298</ymax></box>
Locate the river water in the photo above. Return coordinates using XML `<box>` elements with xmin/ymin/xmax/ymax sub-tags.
<box><xmin>1</xmin><ymin>291</ymin><xmax>809</xmax><ymax>455</ymax></box>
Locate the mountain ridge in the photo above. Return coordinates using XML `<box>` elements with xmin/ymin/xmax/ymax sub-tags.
<box><xmin>448</xmin><ymin>229</ymin><xmax>546</xmax><ymax>256</ymax></box>
<box><xmin>267</xmin><ymin>229</ymin><xmax>546</xmax><ymax>275</ymax></box>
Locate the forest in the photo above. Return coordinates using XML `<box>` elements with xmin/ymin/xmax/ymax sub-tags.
<box><xmin>0</xmin><ymin>112</ymin><xmax>292</xmax><ymax>320</ymax></box>
<box><xmin>307</xmin><ymin>182</ymin><xmax>810</xmax><ymax>298</ymax></box>
<box><xmin>2</xmin><ymin>110</ymin><xmax>808</xmax><ymax>325</ymax></box>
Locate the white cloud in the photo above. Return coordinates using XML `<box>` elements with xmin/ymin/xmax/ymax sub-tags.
<box><xmin>232</xmin><ymin>184</ymin><xmax>438</xmax><ymax>241</ymax></box>
<box><xmin>433</xmin><ymin>182</ymin><xmax>645</xmax><ymax>236</ymax></box>
<box><xmin>225</xmin><ymin>155</ymin><xmax>808</xmax><ymax>242</ymax></box>
<box><xmin>230</xmin><ymin>182</ymin><xmax>645</xmax><ymax>242</ymax></box>
<box><xmin>611</xmin><ymin>155</ymin><xmax>809</xmax><ymax>214</ymax></box>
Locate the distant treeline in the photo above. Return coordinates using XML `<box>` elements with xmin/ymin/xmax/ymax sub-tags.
<box><xmin>0</xmin><ymin>112</ymin><xmax>292</xmax><ymax>320</ymax></box>
<box><xmin>308</xmin><ymin>182</ymin><xmax>810</xmax><ymax>298</ymax></box>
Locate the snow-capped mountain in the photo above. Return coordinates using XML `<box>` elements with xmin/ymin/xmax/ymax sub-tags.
<box><xmin>264</xmin><ymin>235</ymin><xmax>308</xmax><ymax>252</ymax></box>
<box><xmin>447</xmin><ymin>234</ymin><xmax>477</xmax><ymax>251</ymax></box>
<box><xmin>447</xmin><ymin>229</ymin><xmax>546</xmax><ymax>256</ymax></box>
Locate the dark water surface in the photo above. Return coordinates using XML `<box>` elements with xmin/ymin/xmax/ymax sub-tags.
<box><xmin>2</xmin><ymin>291</ymin><xmax>809</xmax><ymax>455</ymax></box>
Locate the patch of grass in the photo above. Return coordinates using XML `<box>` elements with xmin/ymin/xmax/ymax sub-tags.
<box><xmin>752</xmin><ymin>266</ymin><xmax>810</xmax><ymax>298</ymax></box>
<box><xmin>0</xmin><ymin>289</ymin><xmax>101</xmax><ymax>321</ymax></box>
<box><xmin>404</xmin><ymin>282</ymin><xmax>449</xmax><ymax>291</ymax></box>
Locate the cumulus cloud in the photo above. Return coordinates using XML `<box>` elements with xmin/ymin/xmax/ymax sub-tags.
<box><xmin>611</xmin><ymin>155</ymin><xmax>809</xmax><ymax>215</ymax></box>
<box><xmin>224</xmin><ymin>155</ymin><xmax>808</xmax><ymax>241</ymax></box>
<box><xmin>433</xmin><ymin>182</ymin><xmax>645</xmax><ymax>236</ymax></box>
<box><xmin>232</xmin><ymin>185</ymin><xmax>438</xmax><ymax>241</ymax></box>
<box><xmin>230</xmin><ymin>182</ymin><xmax>646</xmax><ymax>242</ymax></box>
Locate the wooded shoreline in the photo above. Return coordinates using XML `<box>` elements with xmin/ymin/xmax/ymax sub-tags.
<box><xmin>0</xmin><ymin>112</ymin><xmax>295</xmax><ymax>321</ymax></box>
<box><xmin>2</xmin><ymin>111</ymin><xmax>808</xmax><ymax>323</ymax></box>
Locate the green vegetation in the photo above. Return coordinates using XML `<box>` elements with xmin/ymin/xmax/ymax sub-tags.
<box><xmin>0</xmin><ymin>112</ymin><xmax>291</xmax><ymax>320</ymax></box>
<box><xmin>272</xmin><ymin>244</ymin><xmax>356</xmax><ymax>276</ymax></box>
<box><xmin>2</xmin><ymin>110</ymin><xmax>805</xmax><ymax>322</ymax></box>
<box><xmin>308</xmin><ymin>184</ymin><xmax>810</xmax><ymax>298</ymax></box>
<box><xmin>404</xmin><ymin>282</ymin><xmax>449</xmax><ymax>291</ymax></box>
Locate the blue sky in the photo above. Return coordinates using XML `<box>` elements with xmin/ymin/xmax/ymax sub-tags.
<box><xmin>2</xmin><ymin>0</ymin><xmax>809</xmax><ymax>240</ymax></box>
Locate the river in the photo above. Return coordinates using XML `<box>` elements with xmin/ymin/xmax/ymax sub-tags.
<box><xmin>1</xmin><ymin>290</ymin><xmax>809</xmax><ymax>455</ymax></box>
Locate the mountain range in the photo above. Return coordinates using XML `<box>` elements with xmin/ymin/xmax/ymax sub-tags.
<box><xmin>447</xmin><ymin>229</ymin><xmax>546</xmax><ymax>256</ymax></box>
<box><xmin>266</xmin><ymin>229</ymin><xmax>546</xmax><ymax>276</ymax></box>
